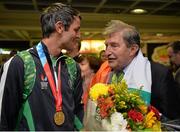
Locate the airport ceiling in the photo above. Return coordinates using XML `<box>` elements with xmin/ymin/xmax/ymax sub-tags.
<box><xmin>0</xmin><ymin>0</ymin><xmax>180</xmax><ymax>46</ymax></box>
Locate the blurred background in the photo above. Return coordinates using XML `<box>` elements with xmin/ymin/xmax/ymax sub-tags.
<box><xmin>0</xmin><ymin>0</ymin><xmax>180</xmax><ymax>65</ymax></box>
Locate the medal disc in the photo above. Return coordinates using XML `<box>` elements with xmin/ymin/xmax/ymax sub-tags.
<box><xmin>54</xmin><ymin>111</ymin><xmax>65</xmax><ymax>126</ymax></box>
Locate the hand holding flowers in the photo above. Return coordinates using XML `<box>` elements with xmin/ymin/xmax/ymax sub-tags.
<box><xmin>88</xmin><ymin>80</ymin><xmax>161</xmax><ymax>131</ymax></box>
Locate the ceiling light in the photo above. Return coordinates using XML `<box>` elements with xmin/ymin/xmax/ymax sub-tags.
<box><xmin>131</xmin><ymin>9</ymin><xmax>147</xmax><ymax>14</ymax></box>
<box><xmin>84</xmin><ymin>32</ymin><xmax>90</xmax><ymax>36</ymax></box>
<box><xmin>156</xmin><ymin>33</ymin><xmax>163</xmax><ymax>37</ymax></box>
<box><xmin>0</xmin><ymin>49</ymin><xmax>10</xmax><ymax>54</ymax></box>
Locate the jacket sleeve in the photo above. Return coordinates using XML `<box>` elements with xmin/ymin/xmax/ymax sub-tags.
<box><xmin>0</xmin><ymin>56</ymin><xmax>24</xmax><ymax>130</ymax></box>
<box><xmin>165</xmin><ymin>69</ymin><xmax>180</xmax><ymax>119</ymax></box>
<box><xmin>73</xmin><ymin>64</ymin><xmax>84</xmax><ymax>122</ymax></box>
<box><xmin>151</xmin><ymin>62</ymin><xmax>180</xmax><ymax>119</ymax></box>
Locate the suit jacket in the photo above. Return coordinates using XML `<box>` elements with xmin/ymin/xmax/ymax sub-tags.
<box><xmin>151</xmin><ymin>61</ymin><xmax>180</xmax><ymax>119</ymax></box>
<box><xmin>175</xmin><ymin>67</ymin><xmax>180</xmax><ymax>85</ymax></box>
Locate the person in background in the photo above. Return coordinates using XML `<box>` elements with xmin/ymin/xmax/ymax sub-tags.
<box><xmin>77</xmin><ymin>55</ymin><xmax>101</xmax><ymax>106</ymax></box>
<box><xmin>0</xmin><ymin>50</ymin><xmax>18</xmax><ymax>72</ymax></box>
<box><xmin>88</xmin><ymin>20</ymin><xmax>180</xmax><ymax>120</ymax></box>
<box><xmin>167</xmin><ymin>41</ymin><xmax>180</xmax><ymax>86</ymax></box>
<box><xmin>9</xmin><ymin>50</ymin><xmax>17</xmax><ymax>57</ymax></box>
<box><xmin>99</xmin><ymin>50</ymin><xmax>108</xmax><ymax>63</ymax></box>
<box><xmin>66</xmin><ymin>40</ymin><xmax>82</xmax><ymax>61</ymax></box>
<box><xmin>0</xmin><ymin>3</ymin><xmax>83</xmax><ymax>131</ymax></box>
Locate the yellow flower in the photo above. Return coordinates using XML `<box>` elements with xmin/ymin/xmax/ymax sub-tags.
<box><xmin>144</xmin><ymin>111</ymin><xmax>158</xmax><ymax>128</ymax></box>
<box><xmin>89</xmin><ymin>83</ymin><xmax>109</xmax><ymax>101</ymax></box>
<box><xmin>152</xmin><ymin>121</ymin><xmax>161</xmax><ymax>131</ymax></box>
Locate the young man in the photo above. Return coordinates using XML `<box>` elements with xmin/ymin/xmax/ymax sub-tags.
<box><xmin>0</xmin><ymin>3</ymin><xmax>83</xmax><ymax>131</ymax></box>
<box><xmin>88</xmin><ymin>20</ymin><xmax>180</xmax><ymax>120</ymax></box>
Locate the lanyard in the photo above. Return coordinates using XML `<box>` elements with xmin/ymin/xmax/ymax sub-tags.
<box><xmin>36</xmin><ymin>43</ymin><xmax>62</xmax><ymax>112</ymax></box>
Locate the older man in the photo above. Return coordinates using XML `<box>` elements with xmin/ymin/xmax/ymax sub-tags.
<box><xmin>88</xmin><ymin>20</ymin><xmax>180</xmax><ymax>120</ymax></box>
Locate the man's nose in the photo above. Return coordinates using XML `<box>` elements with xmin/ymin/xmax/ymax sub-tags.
<box><xmin>105</xmin><ymin>47</ymin><xmax>112</xmax><ymax>56</ymax></box>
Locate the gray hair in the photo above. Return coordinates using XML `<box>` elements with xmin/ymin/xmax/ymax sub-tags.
<box><xmin>104</xmin><ymin>20</ymin><xmax>140</xmax><ymax>47</ymax></box>
<box><xmin>40</xmin><ymin>3</ymin><xmax>81</xmax><ymax>38</ymax></box>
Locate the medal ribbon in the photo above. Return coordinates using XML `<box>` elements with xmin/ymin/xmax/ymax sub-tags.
<box><xmin>36</xmin><ymin>43</ymin><xmax>62</xmax><ymax>112</ymax></box>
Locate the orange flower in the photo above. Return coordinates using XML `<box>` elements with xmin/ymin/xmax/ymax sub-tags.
<box><xmin>97</xmin><ymin>96</ymin><xmax>114</xmax><ymax>118</ymax></box>
<box><xmin>138</xmin><ymin>105</ymin><xmax>147</xmax><ymax>114</ymax></box>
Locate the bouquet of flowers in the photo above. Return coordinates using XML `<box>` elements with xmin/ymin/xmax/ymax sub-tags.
<box><xmin>85</xmin><ymin>80</ymin><xmax>161</xmax><ymax>131</ymax></box>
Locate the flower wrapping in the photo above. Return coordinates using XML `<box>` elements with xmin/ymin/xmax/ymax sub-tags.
<box><xmin>84</xmin><ymin>80</ymin><xmax>161</xmax><ymax>131</ymax></box>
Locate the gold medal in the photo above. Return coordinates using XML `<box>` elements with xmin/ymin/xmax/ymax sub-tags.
<box><xmin>54</xmin><ymin>111</ymin><xmax>65</xmax><ymax>126</ymax></box>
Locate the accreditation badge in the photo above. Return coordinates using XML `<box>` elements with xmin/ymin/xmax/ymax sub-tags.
<box><xmin>40</xmin><ymin>73</ymin><xmax>48</xmax><ymax>90</ymax></box>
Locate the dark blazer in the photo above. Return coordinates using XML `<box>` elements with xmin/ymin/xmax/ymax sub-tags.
<box><xmin>151</xmin><ymin>61</ymin><xmax>180</xmax><ymax>119</ymax></box>
<box><xmin>175</xmin><ymin>67</ymin><xmax>180</xmax><ymax>85</ymax></box>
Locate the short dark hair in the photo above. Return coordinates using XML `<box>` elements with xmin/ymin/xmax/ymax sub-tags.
<box><xmin>99</xmin><ymin>50</ymin><xmax>105</xmax><ymax>56</ymax></box>
<box><xmin>168</xmin><ymin>41</ymin><xmax>180</xmax><ymax>53</ymax></box>
<box><xmin>40</xmin><ymin>3</ymin><xmax>81</xmax><ymax>38</ymax></box>
<box><xmin>10</xmin><ymin>50</ymin><xmax>17</xmax><ymax>57</ymax></box>
<box><xmin>77</xmin><ymin>55</ymin><xmax>101</xmax><ymax>73</ymax></box>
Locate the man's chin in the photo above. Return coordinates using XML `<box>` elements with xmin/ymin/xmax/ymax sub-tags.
<box><xmin>108</xmin><ymin>61</ymin><xmax>116</xmax><ymax>69</ymax></box>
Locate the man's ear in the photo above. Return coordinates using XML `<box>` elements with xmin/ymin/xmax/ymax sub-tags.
<box><xmin>55</xmin><ymin>21</ymin><xmax>64</xmax><ymax>34</ymax></box>
<box><xmin>130</xmin><ymin>44</ymin><xmax>139</xmax><ymax>56</ymax></box>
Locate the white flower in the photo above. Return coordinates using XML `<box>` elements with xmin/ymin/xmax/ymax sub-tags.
<box><xmin>111</xmin><ymin>112</ymin><xmax>128</xmax><ymax>130</ymax></box>
<box><xmin>102</xmin><ymin>119</ymin><xmax>112</xmax><ymax>131</ymax></box>
<box><xmin>101</xmin><ymin>112</ymin><xmax>128</xmax><ymax>131</ymax></box>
